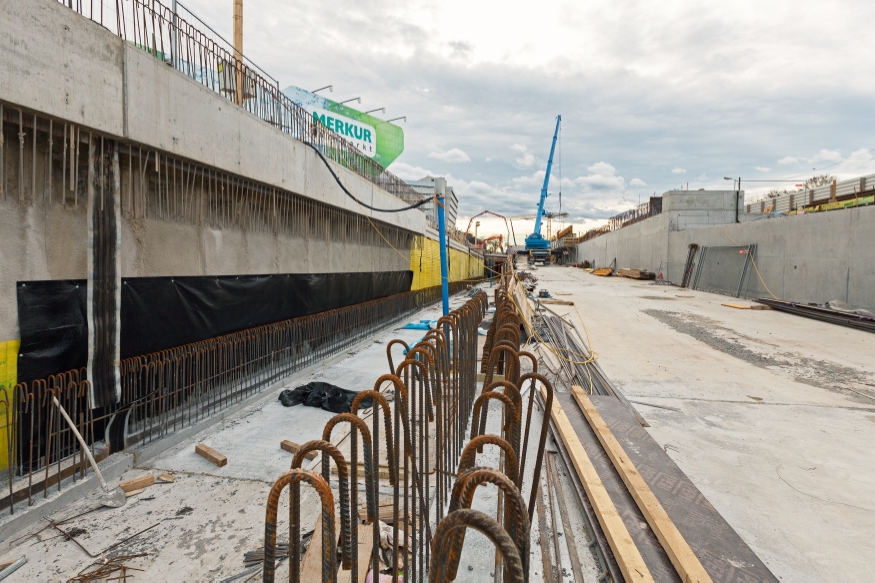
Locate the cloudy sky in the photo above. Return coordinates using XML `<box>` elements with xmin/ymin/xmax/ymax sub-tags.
<box><xmin>183</xmin><ymin>0</ymin><xmax>875</xmax><ymax>239</ymax></box>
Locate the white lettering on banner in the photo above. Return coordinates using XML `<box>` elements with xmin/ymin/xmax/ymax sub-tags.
<box><xmin>309</xmin><ymin>107</ymin><xmax>376</xmax><ymax>157</ymax></box>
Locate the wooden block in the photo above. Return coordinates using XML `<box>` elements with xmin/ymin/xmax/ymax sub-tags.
<box><xmin>571</xmin><ymin>386</ymin><xmax>712</xmax><ymax>583</ymax></box>
<box><xmin>538</xmin><ymin>299</ymin><xmax>574</xmax><ymax>306</ymax></box>
<box><xmin>156</xmin><ymin>473</ymin><xmax>175</xmax><ymax>483</ymax></box>
<box><xmin>195</xmin><ymin>443</ymin><xmax>227</xmax><ymax>467</ymax></box>
<box><xmin>281</xmin><ymin>440</ymin><xmax>318</xmax><ymax>460</ymax></box>
<box><xmin>125</xmin><ymin>488</ymin><xmax>144</xmax><ymax>497</ymax></box>
<box><xmin>543</xmin><ymin>386</ymin><xmax>653</xmax><ymax>582</ymax></box>
<box><xmin>120</xmin><ymin>473</ymin><xmax>154</xmax><ymax>493</ymax></box>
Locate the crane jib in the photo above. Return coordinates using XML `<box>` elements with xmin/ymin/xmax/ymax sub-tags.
<box><xmin>526</xmin><ymin>115</ymin><xmax>562</xmax><ymax>257</ymax></box>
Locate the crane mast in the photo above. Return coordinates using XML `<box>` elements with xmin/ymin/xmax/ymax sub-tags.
<box><xmin>525</xmin><ymin>115</ymin><xmax>561</xmax><ymax>264</ymax></box>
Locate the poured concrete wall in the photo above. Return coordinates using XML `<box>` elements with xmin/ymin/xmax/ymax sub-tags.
<box><xmin>0</xmin><ymin>0</ymin><xmax>427</xmax><ymax>345</ymax></box>
<box><xmin>577</xmin><ymin>205</ymin><xmax>875</xmax><ymax>310</ymax></box>
<box><xmin>0</xmin><ymin>0</ymin><xmax>424</xmax><ymax>235</ymax></box>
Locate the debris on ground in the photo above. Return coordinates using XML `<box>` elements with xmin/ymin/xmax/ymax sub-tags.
<box><xmin>195</xmin><ymin>443</ymin><xmax>228</xmax><ymax>467</ymax></box>
<box><xmin>278</xmin><ymin>382</ymin><xmax>373</xmax><ymax>413</ymax></box>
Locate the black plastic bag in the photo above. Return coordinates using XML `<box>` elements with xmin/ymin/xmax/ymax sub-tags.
<box><xmin>278</xmin><ymin>382</ymin><xmax>373</xmax><ymax>414</ymax></box>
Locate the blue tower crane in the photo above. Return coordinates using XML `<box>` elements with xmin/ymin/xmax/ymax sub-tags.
<box><xmin>524</xmin><ymin>115</ymin><xmax>561</xmax><ymax>265</ymax></box>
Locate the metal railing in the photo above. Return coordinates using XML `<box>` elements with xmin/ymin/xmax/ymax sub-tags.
<box><xmin>55</xmin><ymin>0</ymin><xmax>424</xmax><ymax>206</ymax></box>
<box><xmin>577</xmin><ymin>200</ymin><xmax>654</xmax><ymax>244</ymax></box>
<box><xmin>0</xmin><ymin>280</ymin><xmax>481</xmax><ymax>514</ymax></box>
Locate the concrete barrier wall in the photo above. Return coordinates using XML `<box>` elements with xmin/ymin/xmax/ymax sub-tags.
<box><xmin>576</xmin><ymin>205</ymin><xmax>875</xmax><ymax>310</ymax></box>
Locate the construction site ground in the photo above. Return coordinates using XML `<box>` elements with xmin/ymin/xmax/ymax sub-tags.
<box><xmin>0</xmin><ymin>293</ymin><xmax>588</xmax><ymax>582</ymax></box>
<box><xmin>530</xmin><ymin>264</ymin><xmax>875</xmax><ymax>582</ymax></box>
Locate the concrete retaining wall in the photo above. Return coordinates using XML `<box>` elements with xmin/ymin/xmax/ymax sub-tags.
<box><xmin>0</xmin><ymin>0</ymin><xmax>424</xmax><ymax>234</ymax></box>
<box><xmin>577</xmin><ymin>205</ymin><xmax>875</xmax><ymax>310</ymax></box>
<box><xmin>0</xmin><ymin>0</ymin><xmax>433</xmax><ymax>343</ymax></box>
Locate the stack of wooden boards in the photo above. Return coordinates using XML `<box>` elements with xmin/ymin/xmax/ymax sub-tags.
<box><xmin>543</xmin><ymin>385</ymin><xmax>778</xmax><ymax>583</ymax></box>
<box><xmin>618</xmin><ymin>268</ymin><xmax>656</xmax><ymax>280</ymax></box>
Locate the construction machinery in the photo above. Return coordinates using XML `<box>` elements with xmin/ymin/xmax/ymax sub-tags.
<box><xmin>525</xmin><ymin>115</ymin><xmax>561</xmax><ymax>265</ymax></box>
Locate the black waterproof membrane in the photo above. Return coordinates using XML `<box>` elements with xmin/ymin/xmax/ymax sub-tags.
<box><xmin>17</xmin><ymin>271</ymin><xmax>413</xmax><ymax>389</ymax></box>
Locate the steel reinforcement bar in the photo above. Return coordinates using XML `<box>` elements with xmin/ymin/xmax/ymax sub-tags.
<box><xmin>1</xmin><ymin>280</ymin><xmax>481</xmax><ymax>514</ymax></box>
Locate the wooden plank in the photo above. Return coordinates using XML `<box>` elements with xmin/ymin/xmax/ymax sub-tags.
<box><xmin>721</xmin><ymin>303</ymin><xmax>772</xmax><ymax>310</ymax></box>
<box><xmin>281</xmin><ymin>440</ymin><xmax>318</xmax><ymax>460</ymax></box>
<box><xmin>337</xmin><ymin>524</ymin><xmax>376</xmax><ymax>583</ymax></box>
<box><xmin>542</xmin><ymin>386</ymin><xmax>653</xmax><ymax>582</ymax></box>
<box><xmin>124</xmin><ymin>488</ymin><xmax>145</xmax><ymax>497</ymax></box>
<box><xmin>537</xmin><ymin>299</ymin><xmax>575</xmax><ymax>306</ymax></box>
<box><xmin>195</xmin><ymin>443</ymin><xmax>227</xmax><ymax>467</ymax></box>
<box><xmin>571</xmin><ymin>386</ymin><xmax>712</xmax><ymax>583</ymax></box>
<box><xmin>476</xmin><ymin>373</ymin><xmax>505</xmax><ymax>382</ymax></box>
<box><xmin>120</xmin><ymin>473</ymin><xmax>154</xmax><ymax>493</ymax></box>
<box><xmin>157</xmin><ymin>472</ymin><xmax>176</xmax><ymax>483</ymax></box>
<box><xmin>300</xmin><ymin>513</ymin><xmax>342</xmax><ymax>581</ymax></box>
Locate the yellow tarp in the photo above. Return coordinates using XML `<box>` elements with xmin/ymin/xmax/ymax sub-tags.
<box><xmin>0</xmin><ymin>339</ymin><xmax>19</xmax><ymax>471</ymax></box>
<box><xmin>410</xmin><ymin>236</ymin><xmax>484</xmax><ymax>290</ymax></box>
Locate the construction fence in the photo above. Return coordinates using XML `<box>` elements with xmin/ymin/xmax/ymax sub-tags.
<box><xmin>410</xmin><ymin>236</ymin><xmax>485</xmax><ymax>290</ymax></box>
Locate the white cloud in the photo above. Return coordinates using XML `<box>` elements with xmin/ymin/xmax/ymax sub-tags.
<box><xmin>778</xmin><ymin>156</ymin><xmax>799</xmax><ymax>165</ymax></box>
<box><xmin>390</xmin><ymin>162</ymin><xmax>433</xmax><ymax>181</ymax></box>
<box><xmin>508</xmin><ymin>144</ymin><xmax>536</xmax><ymax>168</ymax></box>
<box><xmin>587</xmin><ymin>161</ymin><xmax>617</xmax><ymax>175</ymax></box>
<box><xmin>671</xmin><ymin>167</ymin><xmax>686</xmax><ymax>174</ymax></box>
<box><xmin>810</xmin><ymin>149</ymin><xmax>842</xmax><ymax>163</ymax></box>
<box><xmin>428</xmin><ymin>148</ymin><xmax>471</xmax><ymax>163</ymax></box>
<box><xmin>755</xmin><ymin>166</ymin><xmax>771</xmax><ymax>172</ymax></box>
<box><xmin>630</xmin><ymin>178</ymin><xmax>646</xmax><ymax>187</ymax></box>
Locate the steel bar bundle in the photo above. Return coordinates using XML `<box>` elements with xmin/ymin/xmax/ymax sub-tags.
<box><xmin>756</xmin><ymin>298</ymin><xmax>875</xmax><ymax>333</ymax></box>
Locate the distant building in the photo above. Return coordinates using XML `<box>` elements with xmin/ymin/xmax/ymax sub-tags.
<box><xmin>407</xmin><ymin>176</ymin><xmax>459</xmax><ymax>230</ymax></box>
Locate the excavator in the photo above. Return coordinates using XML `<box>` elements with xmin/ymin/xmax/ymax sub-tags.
<box><xmin>477</xmin><ymin>234</ymin><xmax>504</xmax><ymax>253</ymax></box>
<box><xmin>524</xmin><ymin>115</ymin><xmax>561</xmax><ymax>265</ymax></box>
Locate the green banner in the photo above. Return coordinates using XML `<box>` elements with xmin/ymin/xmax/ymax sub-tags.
<box><xmin>283</xmin><ymin>86</ymin><xmax>404</xmax><ymax>169</ymax></box>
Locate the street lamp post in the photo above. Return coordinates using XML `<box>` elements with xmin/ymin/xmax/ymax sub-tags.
<box><xmin>475</xmin><ymin>221</ymin><xmax>480</xmax><ymax>250</ymax></box>
<box><xmin>724</xmin><ymin>176</ymin><xmax>741</xmax><ymax>223</ymax></box>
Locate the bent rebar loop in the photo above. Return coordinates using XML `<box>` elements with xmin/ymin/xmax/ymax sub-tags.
<box><xmin>458</xmin><ymin>434</ymin><xmax>519</xmax><ymax>488</ymax></box>
<box><xmin>446</xmin><ymin>467</ymin><xmax>531</xmax><ymax>581</ymax></box>
<box><xmin>517</xmin><ymin>351</ymin><xmax>538</xmax><ymax>375</ymax></box>
<box><xmin>496</xmin><ymin>323</ymin><xmax>521</xmax><ymax>345</ymax></box>
<box><xmin>413</xmin><ymin>339</ymin><xmax>445</xmax><ymax>403</ymax></box>
<box><xmin>385</xmin><ymin>339</ymin><xmax>409</xmax><ymax>375</ymax></box>
<box><xmin>470</xmin><ymin>390</ymin><xmax>519</xmax><ymax>460</ymax></box>
<box><xmin>289</xmin><ymin>440</ymin><xmax>352</xmax><ymax>571</ymax></box>
<box><xmin>516</xmin><ymin>372</ymin><xmax>554</xmax><ymax>522</ymax></box>
<box><xmin>351</xmin><ymin>389</ymin><xmax>396</xmax><ymax>486</ymax></box>
<box><xmin>405</xmin><ymin>346</ymin><xmax>437</xmax><ymax>421</ymax></box>
<box><xmin>349</xmin><ymin>390</ymin><xmax>393</xmax><ymax>581</ymax></box>
<box><xmin>484</xmin><ymin>345</ymin><xmax>521</xmax><ymax>388</ymax></box>
<box><xmin>322</xmin><ymin>414</ymin><xmax>374</xmax><ymax>581</ymax></box>
<box><xmin>430</xmin><ymin>508</ymin><xmax>526</xmax><ymax>583</ymax></box>
<box><xmin>477</xmin><ymin>381</ymin><xmax>523</xmax><ymax>457</ymax></box>
<box><xmin>371</xmin><ymin>374</ymin><xmax>408</xmax><ymax>480</ymax></box>
<box><xmin>263</xmin><ymin>468</ymin><xmax>335</xmax><ymax>583</ymax></box>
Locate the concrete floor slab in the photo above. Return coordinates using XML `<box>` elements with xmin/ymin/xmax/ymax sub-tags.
<box><xmin>531</xmin><ymin>265</ymin><xmax>875</xmax><ymax>582</ymax></box>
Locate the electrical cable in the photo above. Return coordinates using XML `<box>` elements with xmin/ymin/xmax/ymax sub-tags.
<box><xmin>306</xmin><ymin>142</ymin><xmax>433</xmax><ymax>213</ymax></box>
<box><xmin>718</xmin><ymin>225</ymin><xmax>778</xmax><ymax>299</ymax></box>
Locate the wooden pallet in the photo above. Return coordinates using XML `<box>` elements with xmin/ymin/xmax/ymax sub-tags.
<box><xmin>618</xmin><ymin>268</ymin><xmax>656</xmax><ymax>280</ymax></box>
<box><xmin>592</xmin><ymin>268</ymin><xmax>613</xmax><ymax>277</ymax></box>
